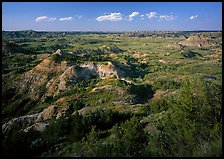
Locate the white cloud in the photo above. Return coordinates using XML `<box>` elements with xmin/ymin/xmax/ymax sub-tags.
<box><xmin>129</xmin><ymin>12</ymin><xmax>139</xmax><ymax>18</ymax></box>
<box><xmin>35</xmin><ymin>16</ymin><xmax>56</xmax><ymax>22</ymax></box>
<box><xmin>77</xmin><ymin>15</ymin><xmax>82</xmax><ymax>19</ymax></box>
<box><xmin>59</xmin><ymin>16</ymin><xmax>73</xmax><ymax>21</ymax></box>
<box><xmin>96</xmin><ymin>13</ymin><xmax>122</xmax><ymax>22</ymax></box>
<box><xmin>190</xmin><ymin>15</ymin><xmax>198</xmax><ymax>20</ymax></box>
<box><xmin>146</xmin><ymin>11</ymin><xmax>157</xmax><ymax>19</ymax></box>
<box><xmin>140</xmin><ymin>15</ymin><xmax>144</xmax><ymax>17</ymax></box>
<box><xmin>159</xmin><ymin>15</ymin><xmax>175</xmax><ymax>21</ymax></box>
<box><xmin>128</xmin><ymin>11</ymin><xmax>139</xmax><ymax>21</ymax></box>
<box><xmin>74</xmin><ymin>15</ymin><xmax>82</xmax><ymax>19</ymax></box>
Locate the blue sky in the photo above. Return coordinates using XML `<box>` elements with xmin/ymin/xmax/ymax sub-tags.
<box><xmin>2</xmin><ymin>2</ymin><xmax>222</xmax><ymax>31</ymax></box>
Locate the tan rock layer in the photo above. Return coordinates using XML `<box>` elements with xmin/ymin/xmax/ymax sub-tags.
<box><xmin>13</xmin><ymin>51</ymin><xmax>125</xmax><ymax>100</ymax></box>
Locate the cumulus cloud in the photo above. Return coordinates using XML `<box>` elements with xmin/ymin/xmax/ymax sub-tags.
<box><xmin>96</xmin><ymin>13</ymin><xmax>122</xmax><ymax>22</ymax></box>
<box><xmin>159</xmin><ymin>15</ymin><xmax>175</xmax><ymax>21</ymax></box>
<box><xmin>146</xmin><ymin>11</ymin><xmax>157</xmax><ymax>19</ymax></box>
<box><xmin>190</xmin><ymin>15</ymin><xmax>198</xmax><ymax>20</ymax></box>
<box><xmin>140</xmin><ymin>15</ymin><xmax>144</xmax><ymax>17</ymax></box>
<box><xmin>59</xmin><ymin>16</ymin><xmax>73</xmax><ymax>21</ymax></box>
<box><xmin>35</xmin><ymin>16</ymin><xmax>56</xmax><ymax>22</ymax></box>
<box><xmin>128</xmin><ymin>11</ymin><xmax>139</xmax><ymax>21</ymax></box>
<box><xmin>129</xmin><ymin>12</ymin><xmax>139</xmax><ymax>18</ymax></box>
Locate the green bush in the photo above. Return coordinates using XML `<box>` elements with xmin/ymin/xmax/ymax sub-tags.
<box><xmin>79</xmin><ymin>116</ymin><xmax>147</xmax><ymax>157</ymax></box>
<box><xmin>153</xmin><ymin>79</ymin><xmax>182</xmax><ymax>90</ymax></box>
<box><xmin>82</xmin><ymin>108</ymin><xmax>132</xmax><ymax>131</ymax></box>
<box><xmin>128</xmin><ymin>84</ymin><xmax>154</xmax><ymax>103</ymax></box>
<box><xmin>109</xmin><ymin>116</ymin><xmax>147</xmax><ymax>157</ymax></box>
<box><xmin>51</xmin><ymin>54</ymin><xmax>62</xmax><ymax>62</ymax></box>
<box><xmin>2</xmin><ymin>128</ymin><xmax>41</xmax><ymax>157</ymax></box>
<box><xmin>150</xmin><ymin>96</ymin><xmax>173</xmax><ymax>113</ymax></box>
<box><xmin>143</xmin><ymin>78</ymin><xmax>222</xmax><ymax>157</ymax></box>
<box><xmin>69</xmin><ymin>100</ymin><xmax>85</xmax><ymax>111</ymax></box>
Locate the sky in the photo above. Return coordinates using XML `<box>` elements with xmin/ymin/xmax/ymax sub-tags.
<box><xmin>2</xmin><ymin>2</ymin><xmax>222</xmax><ymax>31</ymax></box>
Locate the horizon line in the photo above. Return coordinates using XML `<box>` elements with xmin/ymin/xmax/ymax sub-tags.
<box><xmin>2</xmin><ymin>29</ymin><xmax>222</xmax><ymax>32</ymax></box>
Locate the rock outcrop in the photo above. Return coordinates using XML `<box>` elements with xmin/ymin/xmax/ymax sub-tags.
<box><xmin>2</xmin><ymin>106</ymin><xmax>52</xmax><ymax>135</ymax></box>
<box><xmin>13</xmin><ymin>50</ymin><xmax>125</xmax><ymax>100</ymax></box>
<box><xmin>14</xmin><ymin>56</ymin><xmax>71</xmax><ymax>100</ymax></box>
<box><xmin>81</xmin><ymin>61</ymin><xmax>124</xmax><ymax>79</ymax></box>
<box><xmin>2</xmin><ymin>104</ymin><xmax>71</xmax><ymax>135</ymax></box>
<box><xmin>179</xmin><ymin>35</ymin><xmax>217</xmax><ymax>47</ymax></box>
<box><xmin>53</xmin><ymin>49</ymin><xmax>66</xmax><ymax>56</ymax></box>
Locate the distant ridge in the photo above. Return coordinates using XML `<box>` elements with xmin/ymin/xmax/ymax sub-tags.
<box><xmin>2</xmin><ymin>30</ymin><xmax>222</xmax><ymax>33</ymax></box>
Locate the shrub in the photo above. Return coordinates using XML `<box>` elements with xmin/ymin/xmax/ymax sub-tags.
<box><xmin>143</xmin><ymin>78</ymin><xmax>222</xmax><ymax>157</ymax></box>
<box><xmin>110</xmin><ymin>116</ymin><xmax>147</xmax><ymax>157</ymax></box>
<box><xmin>128</xmin><ymin>84</ymin><xmax>154</xmax><ymax>104</ymax></box>
<box><xmin>51</xmin><ymin>54</ymin><xmax>62</xmax><ymax>62</ymax></box>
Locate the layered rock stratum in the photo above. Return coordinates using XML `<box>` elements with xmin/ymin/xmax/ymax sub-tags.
<box><xmin>14</xmin><ymin>49</ymin><xmax>125</xmax><ymax>100</ymax></box>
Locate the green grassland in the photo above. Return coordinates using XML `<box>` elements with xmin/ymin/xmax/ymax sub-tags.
<box><xmin>2</xmin><ymin>30</ymin><xmax>222</xmax><ymax>157</ymax></box>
